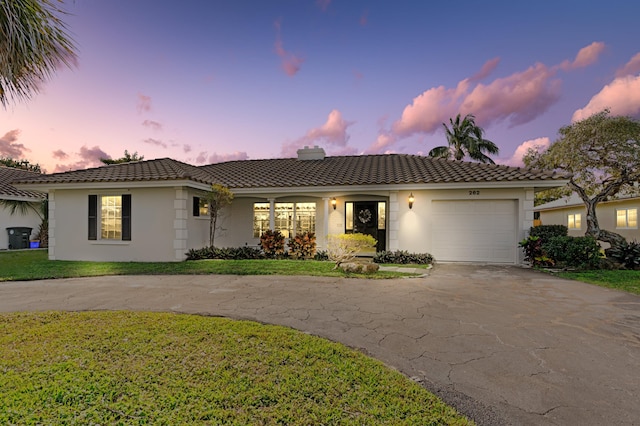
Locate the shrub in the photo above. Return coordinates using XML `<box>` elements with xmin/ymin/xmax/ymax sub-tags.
<box><xmin>608</xmin><ymin>240</ymin><xmax>640</xmax><ymax>270</ymax></box>
<box><xmin>542</xmin><ymin>236</ymin><xmax>601</xmax><ymax>269</ymax></box>
<box><xmin>529</xmin><ymin>224</ymin><xmax>568</xmax><ymax>240</ymax></box>
<box><xmin>519</xmin><ymin>236</ymin><xmax>554</xmax><ymax>267</ymax></box>
<box><xmin>373</xmin><ymin>250</ymin><xmax>434</xmax><ymax>265</ymax></box>
<box><xmin>287</xmin><ymin>232</ymin><xmax>317</xmax><ymax>259</ymax></box>
<box><xmin>260</xmin><ymin>230</ymin><xmax>286</xmax><ymax>258</ymax></box>
<box><xmin>314</xmin><ymin>250</ymin><xmax>329</xmax><ymax>261</ymax></box>
<box><xmin>186</xmin><ymin>246</ymin><xmax>264</xmax><ymax>261</ymax></box>
<box><xmin>327</xmin><ymin>233</ymin><xmax>377</xmax><ymax>269</ymax></box>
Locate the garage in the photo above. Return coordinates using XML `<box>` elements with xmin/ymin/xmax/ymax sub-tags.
<box><xmin>431</xmin><ymin>200</ymin><xmax>518</xmax><ymax>263</ymax></box>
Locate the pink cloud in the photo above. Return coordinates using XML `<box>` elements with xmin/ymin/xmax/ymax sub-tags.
<box><xmin>560</xmin><ymin>41</ymin><xmax>606</xmax><ymax>70</ymax></box>
<box><xmin>192</xmin><ymin>151</ymin><xmax>248</xmax><ymax>164</ymax></box>
<box><xmin>274</xmin><ymin>19</ymin><xmax>304</xmax><ymax>77</ymax></box>
<box><xmin>281</xmin><ymin>109</ymin><xmax>355</xmax><ymax>156</ymax></box>
<box><xmin>469</xmin><ymin>57</ymin><xmax>500</xmax><ymax>82</ymax></box>
<box><xmin>183</xmin><ymin>144</ymin><xmax>192</xmax><ymax>153</ymax></box>
<box><xmin>365</xmin><ymin>132</ymin><xmax>397</xmax><ymax>155</ymax></box>
<box><xmin>0</xmin><ymin>129</ymin><xmax>29</xmax><ymax>158</ymax></box>
<box><xmin>572</xmin><ymin>74</ymin><xmax>640</xmax><ymax>121</ymax></box>
<box><xmin>391</xmin><ymin>79</ymin><xmax>470</xmax><ymax>136</ymax></box>
<box><xmin>53</xmin><ymin>145</ymin><xmax>110</xmax><ymax>172</ymax></box>
<box><xmin>615</xmin><ymin>52</ymin><xmax>640</xmax><ymax>78</ymax></box>
<box><xmin>316</xmin><ymin>0</ymin><xmax>331</xmax><ymax>11</ymax></box>
<box><xmin>142</xmin><ymin>138</ymin><xmax>167</xmax><ymax>149</ymax></box>
<box><xmin>52</xmin><ymin>149</ymin><xmax>68</xmax><ymax>159</ymax></box>
<box><xmin>142</xmin><ymin>119</ymin><xmax>162</xmax><ymax>131</ymax></box>
<box><xmin>359</xmin><ymin>10</ymin><xmax>368</xmax><ymax>26</ymax></box>
<box><xmin>498</xmin><ymin>137</ymin><xmax>551</xmax><ymax>167</ymax></box>
<box><xmin>137</xmin><ymin>93</ymin><xmax>152</xmax><ymax>113</ymax></box>
<box><xmin>208</xmin><ymin>151</ymin><xmax>249</xmax><ymax>164</ymax></box>
<box><xmin>462</xmin><ymin>63</ymin><xmax>561</xmax><ymax>126</ymax></box>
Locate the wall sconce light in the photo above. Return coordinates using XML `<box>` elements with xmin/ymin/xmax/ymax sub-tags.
<box><xmin>408</xmin><ymin>193</ymin><xmax>415</xmax><ymax>209</ymax></box>
<box><xmin>331</xmin><ymin>197</ymin><xmax>337</xmax><ymax>210</ymax></box>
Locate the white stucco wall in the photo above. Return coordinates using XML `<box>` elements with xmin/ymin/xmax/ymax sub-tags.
<box><xmin>49</xmin><ymin>187</ymin><xmax>184</xmax><ymax>262</ymax></box>
<box><xmin>0</xmin><ymin>201</ymin><xmax>41</xmax><ymax>250</ymax></box>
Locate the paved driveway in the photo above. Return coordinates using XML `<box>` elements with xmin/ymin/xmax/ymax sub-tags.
<box><xmin>1</xmin><ymin>264</ymin><xmax>638</xmax><ymax>425</ymax></box>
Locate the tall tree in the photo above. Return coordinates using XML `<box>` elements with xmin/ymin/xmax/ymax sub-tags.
<box><xmin>526</xmin><ymin>109</ymin><xmax>640</xmax><ymax>247</ymax></box>
<box><xmin>205</xmin><ymin>184</ymin><xmax>234</xmax><ymax>247</ymax></box>
<box><xmin>101</xmin><ymin>150</ymin><xmax>144</xmax><ymax>165</ymax></box>
<box><xmin>1</xmin><ymin>0</ymin><xmax>77</xmax><ymax>106</ymax></box>
<box><xmin>429</xmin><ymin>113</ymin><xmax>499</xmax><ymax>164</ymax></box>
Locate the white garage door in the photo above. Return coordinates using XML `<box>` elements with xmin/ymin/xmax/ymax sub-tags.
<box><xmin>431</xmin><ymin>200</ymin><xmax>517</xmax><ymax>263</ymax></box>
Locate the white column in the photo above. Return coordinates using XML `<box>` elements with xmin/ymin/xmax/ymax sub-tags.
<box><xmin>268</xmin><ymin>198</ymin><xmax>276</xmax><ymax>230</ymax></box>
<box><xmin>322</xmin><ymin>197</ymin><xmax>330</xmax><ymax>249</ymax></box>
<box><xmin>388</xmin><ymin>191</ymin><xmax>399</xmax><ymax>251</ymax></box>
<box><xmin>48</xmin><ymin>190</ymin><xmax>56</xmax><ymax>260</ymax></box>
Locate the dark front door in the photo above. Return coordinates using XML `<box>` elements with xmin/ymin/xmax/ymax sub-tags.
<box><xmin>353</xmin><ymin>202</ymin><xmax>378</xmax><ymax>252</ymax></box>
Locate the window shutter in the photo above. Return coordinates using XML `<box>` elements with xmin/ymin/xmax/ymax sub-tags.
<box><xmin>193</xmin><ymin>196</ymin><xmax>200</xmax><ymax>217</ymax></box>
<box><xmin>88</xmin><ymin>195</ymin><xmax>97</xmax><ymax>240</ymax></box>
<box><xmin>122</xmin><ymin>194</ymin><xmax>132</xmax><ymax>241</ymax></box>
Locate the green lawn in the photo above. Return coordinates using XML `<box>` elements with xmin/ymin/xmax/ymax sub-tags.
<box><xmin>556</xmin><ymin>270</ymin><xmax>640</xmax><ymax>295</ymax></box>
<box><xmin>0</xmin><ymin>250</ymin><xmax>413</xmax><ymax>281</ymax></box>
<box><xmin>0</xmin><ymin>311</ymin><xmax>471</xmax><ymax>425</ymax></box>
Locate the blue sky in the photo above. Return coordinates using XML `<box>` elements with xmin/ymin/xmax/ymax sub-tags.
<box><xmin>2</xmin><ymin>0</ymin><xmax>639</xmax><ymax>172</ymax></box>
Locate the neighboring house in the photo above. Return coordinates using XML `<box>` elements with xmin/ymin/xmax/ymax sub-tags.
<box><xmin>0</xmin><ymin>166</ymin><xmax>45</xmax><ymax>249</ymax></box>
<box><xmin>13</xmin><ymin>147</ymin><xmax>568</xmax><ymax>263</ymax></box>
<box><xmin>535</xmin><ymin>194</ymin><xmax>640</xmax><ymax>242</ymax></box>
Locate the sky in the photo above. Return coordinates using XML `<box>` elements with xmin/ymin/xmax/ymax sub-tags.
<box><xmin>2</xmin><ymin>0</ymin><xmax>640</xmax><ymax>173</ymax></box>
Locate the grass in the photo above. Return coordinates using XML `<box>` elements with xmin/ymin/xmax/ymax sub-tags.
<box><xmin>556</xmin><ymin>270</ymin><xmax>640</xmax><ymax>295</ymax></box>
<box><xmin>0</xmin><ymin>250</ymin><xmax>414</xmax><ymax>281</ymax></box>
<box><xmin>0</xmin><ymin>311</ymin><xmax>472</xmax><ymax>425</ymax></box>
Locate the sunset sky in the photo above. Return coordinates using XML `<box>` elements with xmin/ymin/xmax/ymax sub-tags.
<box><xmin>2</xmin><ymin>0</ymin><xmax>640</xmax><ymax>173</ymax></box>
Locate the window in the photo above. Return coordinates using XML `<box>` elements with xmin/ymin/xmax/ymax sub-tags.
<box><xmin>253</xmin><ymin>202</ymin><xmax>316</xmax><ymax>238</ymax></box>
<box><xmin>617</xmin><ymin>208</ymin><xmax>638</xmax><ymax>229</ymax></box>
<box><xmin>567</xmin><ymin>213</ymin><xmax>581</xmax><ymax>230</ymax></box>
<box><xmin>89</xmin><ymin>194</ymin><xmax>131</xmax><ymax>241</ymax></box>
<box><xmin>193</xmin><ymin>196</ymin><xmax>209</xmax><ymax>217</ymax></box>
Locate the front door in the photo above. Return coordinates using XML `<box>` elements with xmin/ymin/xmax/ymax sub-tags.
<box><xmin>353</xmin><ymin>202</ymin><xmax>380</xmax><ymax>253</ymax></box>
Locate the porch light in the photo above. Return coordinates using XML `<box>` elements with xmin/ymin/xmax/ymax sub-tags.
<box><xmin>408</xmin><ymin>193</ymin><xmax>415</xmax><ymax>209</ymax></box>
<box><xmin>331</xmin><ymin>197</ymin><xmax>337</xmax><ymax>210</ymax></box>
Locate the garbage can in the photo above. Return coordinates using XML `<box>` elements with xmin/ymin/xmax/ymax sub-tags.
<box><xmin>6</xmin><ymin>227</ymin><xmax>32</xmax><ymax>249</ymax></box>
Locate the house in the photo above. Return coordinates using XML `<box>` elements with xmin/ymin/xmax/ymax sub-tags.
<box><xmin>0</xmin><ymin>166</ymin><xmax>46</xmax><ymax>249</ymax></box>
<box><xmin>12</xmin><ymin>147</ymin><xmax>568</xmax><ymax>263</ymax></box>
<box><xmin>535</xmin><ymin>194</ymin><xmax>639</xmax><ymax>242</ymax></box>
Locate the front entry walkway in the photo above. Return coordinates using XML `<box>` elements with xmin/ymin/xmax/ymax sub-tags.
<box><xmin>1</xmin><ymin>265</ymin><xmax>638</xmax><ymax>425</ymax></box>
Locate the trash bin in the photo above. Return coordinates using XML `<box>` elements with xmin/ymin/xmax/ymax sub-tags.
<box><xmin>6</xmin><ymin>227</ymin><xmax>32</xmax><ymax>249</ymax></box>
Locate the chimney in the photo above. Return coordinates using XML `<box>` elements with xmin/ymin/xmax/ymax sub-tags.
<box><xmin>297</xmin><ymin>145</ymin><xmax>326</xmax><ymax>161</ymax></box>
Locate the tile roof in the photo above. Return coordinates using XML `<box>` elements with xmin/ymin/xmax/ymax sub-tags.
<box><xmin>0</xmin><ymin>166</ymin><xmax>46</xmax><ymax>199</ymax></box>
<box><xmin>11</xmin><ymin>158</ymin><xmax>215</xmax><ymax>185</ymax></box>
<box><xmin>198</xmin><ymin>154</ymin><xmax>568</xmax><ymax>188</ymax></box>
<box><xmin>12</xmin><ymin>154</ymin><xmax>569</xmax><ymax>189</ymax></box>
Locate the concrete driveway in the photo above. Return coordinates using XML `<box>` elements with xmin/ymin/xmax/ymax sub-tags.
<box><xmin>0</xmin><ymin>264</ymin><xmax>638</xmax><ymax>425</ymax></box>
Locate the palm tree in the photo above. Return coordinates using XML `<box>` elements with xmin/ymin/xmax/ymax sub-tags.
<box><xmin>0</xmin><ymin>0</ymin><xmax>77</xmax><ymax>106</ymax></box>
<box><xmin>0</xmin><ymin>198</ymin><xmax>48</xmax><ymax>247</ymax></box>
<box><xmin>428</xmin><ymin>113</ymin><xmax>500</xmax><ymax>164</ymax></box>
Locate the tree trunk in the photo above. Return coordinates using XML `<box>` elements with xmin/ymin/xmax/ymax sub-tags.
<box><xmin>583</xmin><ymin>198</ymin><xmax>626</xmax><ymax>248</ymax></box>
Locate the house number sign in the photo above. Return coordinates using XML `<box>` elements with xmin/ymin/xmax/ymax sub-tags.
<box><xmin>469</xmin><ymin>190</ymin><xmax>480</xmax><ymax>195</ymax></box>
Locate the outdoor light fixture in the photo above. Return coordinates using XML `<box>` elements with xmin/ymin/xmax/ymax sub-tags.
<box><xmin>408</xmin><ymin>193</ymin><xmax>415</xmax><ymax>209</ymax></box>
<box><xmin>331</xmin><ymin>197</ymin><xmax>337</xmax><ymax>210</ymax></box>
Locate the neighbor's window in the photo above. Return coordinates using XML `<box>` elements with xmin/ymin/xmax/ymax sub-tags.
<box><xmin>253</xmin><ymin>202</ymin><xmax>316</xmax><ymax>238</ymax></box>
<box><xmin>567</xmin><ymin>213</ymin><xmax>581</xmax><ymax>230</ymax></box>
<box><xmin>616</xmin><ymin>208</ymin><xmax>638</xmax><ymax>229</ymax></box>
<box><xmin>89</xmin><ymin>194</ymin><xmax>131</xmax><ymax>241</ymax></box>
